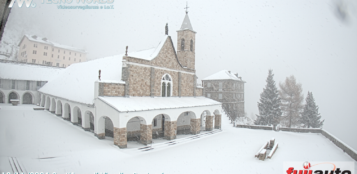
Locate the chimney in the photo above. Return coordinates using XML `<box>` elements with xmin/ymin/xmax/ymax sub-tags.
<box><xmin>42</xmin><ymin>37</ymin><xmax>48</xmax><ymax>41</ymax></box>
<box><xmin>228</xmin><ymin>70</ymin><xmax>231</xmax><ymax>74</ymax></box>
<box><xmin>234</xmin><ymin>73</ymin><xmax>238</xmax><ymax>77</ymax></box>
<box><xmin>32</xmin><ymin>35</ymin><xmax>37</xmax><ymax>39</ymax></box>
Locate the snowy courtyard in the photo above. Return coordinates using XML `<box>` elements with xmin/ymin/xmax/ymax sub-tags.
<box><xmin>0</xmin><ymin>104</ymin><xmax>356</xmax><ymax>173</ymax></box>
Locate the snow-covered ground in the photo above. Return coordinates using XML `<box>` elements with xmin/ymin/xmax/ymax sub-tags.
<box><xmin>0</xmin><ymin>104</ymin><xmax>356</xmax><ymax>173</ymax></box>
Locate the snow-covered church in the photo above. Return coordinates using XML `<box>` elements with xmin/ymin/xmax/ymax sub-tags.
<box><xmin>37</xmin><ymin>13</ymin><xmax>222</xmax><ymax>148</ymax></box>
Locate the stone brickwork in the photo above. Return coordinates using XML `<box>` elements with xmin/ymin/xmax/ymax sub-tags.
<box><xmin>114</xmin><ymin>127</ymin><xmax>127</xmax><ymax>148</ymax></box>
<box><xmin>205</xmin><ymin>115</ymin><xmax>214</xmax><ymax>131</ymax></box>
<box><xmin>164</xmin><ymin>121</ymin><xmax>177</xmax><ymax>140</ymax></box>
<box><xmin>140</xmin><ymin>124</ymin><xmax>152</xmax><ymax>145</ymax></box>
<box><xmin>177</xmin><ymin>30</ymin><xmax>196</xmax><ymax>70</ymax></box>
<box><xmin>190</xmin><ymin>118</ymin><xmax>200</xmax><ymax>134</ymax></box>
<box><xmin>195</xmin><ymin>87</ymin><xmax>203</xmax><ymax>96</ymax></box>
<box><xmin>123</xmin><ymin>37</ymin><xmax>194</xmax><ymax>73</ymax></box>
<box><xmin>203</xmin><ymin>79</ymin><xmax>245</xmax><ymax>120</ymax></box>
<box><xmin>99</xmin><ymin>82</ymin><xmax>125</xmax><ymax>96</ymax></box>
<box><xmin>214</xmin><ymin>114</ymin><xmax>221</xmax><ymax>129</ymax></box>
<box><xmin>128</xmin><ymin>65</ymin><xmax>151</xmax><ymax>96</ymax></box>
<box><xmin>95</xmin><ymin>133</ymin><xmax>105</xmax><ymax>139</ymax></box>
<box><xmin>181</xmin><ymin>73</ymin><xmax>194</xmax><ymax>96</ymax></box>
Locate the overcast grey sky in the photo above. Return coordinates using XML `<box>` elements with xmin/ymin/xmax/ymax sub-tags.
<box><xmin>4</xmin><ymin>0</ymin><xmax>357</xmax><ymax>150</ymax></box>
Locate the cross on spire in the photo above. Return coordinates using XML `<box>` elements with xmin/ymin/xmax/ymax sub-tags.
<box><xmin>184</xmin><ymin>2</ymin><xmax>189</xmax><ymax>14</ymax></box>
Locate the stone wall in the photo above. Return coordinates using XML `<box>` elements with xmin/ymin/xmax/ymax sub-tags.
<box><xmin>99</xmin><ymin>82</ymin><xmax>125</xmax><ymax>96</ymax></box>
<box><xmin>205</xmin><ymin>115</ymin><xmax>214</xmax><ymax>131</ymax></box>
<box><xmin>124</xmin><ymin>36</ymin><xmax>194</xmax><ymax>73</ymax></box>
<box><xmin>181</xmin><ymin>73</ymin><xmax>194</xmax><ymax>96</ymax></box>
<box><xmin>140</xmin><ymin>124</ymin><xmax>152</xmax><ymax>145</ymax></box>
<box><xmin>235</xmin><ymin>125</ymin><xmax>357</xmax><ymax>161</ymax></box>
<box><xmin>195</xmin><ymin>87</ymin><xmax>203</xmax><ymax>96</ymax></box>
<box><xmin>177</xmin><ymin>30</ymin><xmax>196</xmax><ymax>70</ymax></box>
<box><xmin>164</xmin><ymin>121</ymin><xmax>177</xmax><ymax>140</ymax></box>
<box><xmin>190</xmin><ymin>118</ymin><xmax>200</xmax><ymax>134</ymax></box>
<box><xmin>114</xmin><ymin>127</ymin><xmax>127</xmax><ymax>148</ymax></box>
<box><xmin>214</xmin><ymin>114</ymin><xmax>222</xmax><ymax>129</ymax></box>
<box><xmin>128</xmin><ymin>65</ymin><xmax>151</xmax><ymax>96</ymax></box>
<box><xmin>235</xmin><ymin>124</ymin><xmax>273</xmax><ymax>130</ymax></box>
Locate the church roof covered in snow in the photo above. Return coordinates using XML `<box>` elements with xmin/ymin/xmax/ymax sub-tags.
<box><xmin>98</xmin><ymin>96</ymin><xmax>221</xmax><ymax>112</ymax></box>
<box><xmin>39</xmin><ymin>55</ymin><xmax>124</xmax><ymax>105</ymax></box>
<box><xmin>0</xmin><ymin>61</ymin><xmax>65</xmax><ymax>81</ymax></box>
<box><xmin>203</xmin><ymin>70</ymin><xmax>245</xmax><ymax>82</ymax></box>
<box><xmin>127</xmin><ymin>35</ymin><xmax>168</xmax><ymax>60</ymax></box>
<box><xmin>178</xmin><ymin>14</ymin><xmax>195</xmax><ymax>32</ymax></box>
<box><xmin>19</xmin><ymin>35</ymin><xmax>86</xmax><ymax>53</ymax></box>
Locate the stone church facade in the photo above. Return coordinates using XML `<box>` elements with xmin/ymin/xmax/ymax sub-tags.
<box><xmin>35</xmin><ymin>13</ymin><xmax>222</xmax><ymax>149</ymax></box>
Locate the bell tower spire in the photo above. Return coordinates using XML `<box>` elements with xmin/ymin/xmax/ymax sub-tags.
<box><xmin>177</xmin><ymin>3</ymin><xmax>196</xmax><ymax>70</ymax></box>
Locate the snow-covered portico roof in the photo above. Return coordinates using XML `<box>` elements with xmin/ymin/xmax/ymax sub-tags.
<box><xmin>0</xmin><ymin>61</ymin><xmax>64</xmax><ymax>81</ymax></box>
<box><xmin>98</xmin><ymin>96</ymin><xmax>221</xmax><ymax>112</ymax></box>
<box><xmin>39</xmin><ymin>54</ymin><xmax>124</xmax><ymax>105</ymax></box>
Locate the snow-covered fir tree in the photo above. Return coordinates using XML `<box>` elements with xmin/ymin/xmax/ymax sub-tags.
<box><xmin>300</xmin><ymin>92</ymin><xmax>324</xmax><ymax>128</ymax></box>
<box><xmin>255</xmin><ymin>70</ymin><xmax>282</xmax><ymax>128</ymax></box>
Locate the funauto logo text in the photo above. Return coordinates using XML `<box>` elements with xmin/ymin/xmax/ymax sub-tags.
<box><xmin>284</xmin><ymin>161</ymin><xmax>355</xmax><ymax>174</ymax></box>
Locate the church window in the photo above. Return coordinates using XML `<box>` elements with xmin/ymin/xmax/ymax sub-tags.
<box><xmin>161</xmin><ymin>74</ymin><xmax>173</xmax><ymax>97</ymax></box>
<box><xmin>190</xmin><ymin>40</ymin><xmax>193</xmax><ymax>51</ymax></box>
<box><xmin>181</xmin><ymin>39</ymin><xmax>185</xmax><ymax>51</ymax></box>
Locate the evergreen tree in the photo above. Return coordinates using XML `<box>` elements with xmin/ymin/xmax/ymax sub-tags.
<box><xmin>300</xmin><ymin>92</ymin><xmax>324</xmax><ymax>128</ymax></box>
<box><xmin>255</xmin><ymin>70</ymin><xmax>282</xmax><ymax>127</ymax></box>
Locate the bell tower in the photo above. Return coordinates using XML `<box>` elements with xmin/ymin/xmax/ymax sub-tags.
<box><xmin>177</xmin><ymin>4</ymin><xmax>196</xmax><ymax>70</ymax></box>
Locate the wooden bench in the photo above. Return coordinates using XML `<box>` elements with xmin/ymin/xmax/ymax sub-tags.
<box><xmin>255</xmin><ymin>141</ymin><xmax>269</xmax><ymax>157</ymax></box>
<box><xmin>10</xmin><ymin>99</ymin><xmax>19</xmax><ymax>106</ymax></box>
<box><xmin>258</xmin><ymin>149</ymin><xmax>267</xmax><ymax>161</ymax></box>
<box><xmin>267</xmin><ymin>143</ymin><xmax>278</xmax><ymax>159</ymax></box>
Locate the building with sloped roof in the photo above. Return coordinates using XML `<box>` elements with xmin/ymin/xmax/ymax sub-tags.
<box><xmin>202</xmin><ymin>70</ymin><xmax>246</xmax><ymax>121</ymax></box>
<box><xmin>17</xmin><ymin>35</ymin><xmax>86</xmax><ymax>67</ymax></box>
<box><xmin>0</xmin><ymin>60</ymin><xmax>64</xmax><ymax>104</ymax></box>
<box><xmin>34</xmin><ymin>12</ymin><xmax>222</xmax><ymax>148</ymax></box>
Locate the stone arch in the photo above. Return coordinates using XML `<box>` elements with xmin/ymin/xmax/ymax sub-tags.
<box><xmin>22</xmin><ymin>92</ymin><xmax>34</xmax><ymax>104</ymax></box>
<box><xmin>151</xmin><ymin>114</ymin><xmax>171</xmax><ymax>139</ymax></box>
<box><xmin>177</xmin><ymin>111</ymin><xmax>200</xmax><ymax>135</ymax></box>
<box><xmin>213</xmin><ymin>109</ymin><xmax>222</xmax><ymax>129</ymax></box>
<box><xmin>45</xmin><ymin>96</ymin><xmax>50</xmax><ymax>110</ymax></box>
<box><xmin>56</xmin><ymin>100</ymin><xmax>63</xmax><ymax>116</ymax></box>
<box><xmin>0</xmin><ymin>90</ymin><xmax>5</xmax><ymax>103</ymax></box>
<box><xmin>96</xmin><ymin>116</ymin><xmax>114</xmax><ymax>139</ymax></box>
<box><xmin>50</xmin><ymin>98</ymin><xmax>56</xmax><ymax>113</ymax></box>
<box><xmin>8</xmin><ymin>91</ymin><xmax>19</xmax><ymax>103</ymax></box>
<box><xmin>63</xmin><ymin>103</ymin><xmax>71</xmax><ymax>120</ymax></box>
<box><xmin>126</xmin><ymin>116</ymin><xmax>147</xmax><ymax>142</ymax></box>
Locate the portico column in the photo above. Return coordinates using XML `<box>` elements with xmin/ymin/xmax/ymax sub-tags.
<box><xmin>190</xmin><ymin>118</ymin><xmax>201</xmax><ymax>135</ymax></box>
<box><xmin>82</xmin><ymin>112</ymin><xmax>91</xmax><ymax>131</ymax></box>
<box><xmin>214</xmin><ymin>114</ymin><xmax>221</xmax><ymax>129</ymax></box>
<box><xmin>114</xmin><ymin>127</ymin><xmax>127</xmax><ymax>148</ymax></box>
<box><xmin>140</xmin><ymin>124</ymin><xmax>152</xmax><ymax>145</ymax></box>
<box><xmin>205</xmin><ymin>115</ymin><xmax>214</xmax><ymax>131</ymax></box>
<box><xmin>164</xmin><ymin>121</ymin><xmax>177</xmax><ymax>140</ymax></box>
